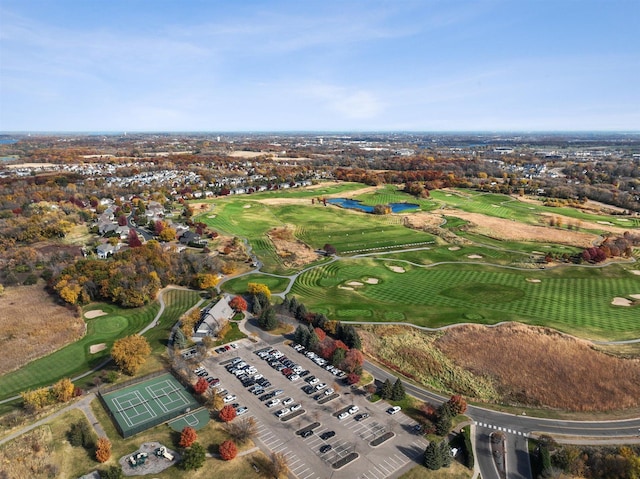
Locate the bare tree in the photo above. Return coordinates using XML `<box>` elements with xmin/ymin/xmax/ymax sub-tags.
<box><xmin>224</xmin><ymin>417</ymin><xmax>257</xmax><ymax>444</ymax></box>
<box><xmin>268</xmin><ymin>452</ymin><xmax>289</xmax><ymax>479</ymax></box>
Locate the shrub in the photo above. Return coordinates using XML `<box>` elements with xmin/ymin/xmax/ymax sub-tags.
<box><xmin>67</xmin><ymin>420</ymin><xmax>95</xmax><ymax>449</ymax></box>
<box><xmin>100</xmin><ymin>465</ymin><xmax>124</xmax><ymax>479</ymax></box>
<box><xmin>219</xmin><ymin>440</ymin><xmax>237</xmax><ymax>460</ymax></box>
<box><xmin>179</xmin><ymin>442</ymin><xmax>206</xmax><ymax>471</ymax></box>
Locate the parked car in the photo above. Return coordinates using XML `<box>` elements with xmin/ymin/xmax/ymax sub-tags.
<box><xmin>275</xmin><ymin>408</ymin><xmax>290</xmax><ymax>417</ymax></box>
<box><xmin>387</xmin><ymin>406</ymin><xmax>402</xmax><ymax>415</ymax></box>
<box><xmin>236</xmin><ymin>406</ymin><xmax>248</xmax><ymax>415</ymax></box>
<box><xmin>223</xmin><ymin>395</ymin><xmax>237</xmax><ymax>403</ymax></box>
<box><xmin>348</xmin><ymin>405</ymin><xmax>359</xmax><ymax>415</ymax></box>
<box><xmin>320</xmin><ymin>444</ymin><xmax>332</xmax><ymax>453</ymax></box>
<box><xmin>320</xmin><ymin>431</ymin><xmax>335</xmax><ymax>440</ymax></box>
<box><xmin>354</xmin><ymin>413</ymin><xmax>370</xmax><ymax>421</ymax></box>
<box><xmin>290</xmin><ymin>403</ymin><xmax>301</xmax><ymax>412</ymax></box>
<box><xmin>338</xmin><ymin>412</ymin><xmax>350</xmax><ymax>420</ymax></box>
<box><xmin>282</xmin><ymin>397</ymin><xmax>294</xmax><ymax>406</ymax></box>
<box><xmin>300</xmin><ymin>430</ymin><xmax>313</xmax><ymax>438</ymax></box>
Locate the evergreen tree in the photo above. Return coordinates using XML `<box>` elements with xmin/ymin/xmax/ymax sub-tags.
<box><xmin>288</xmin><ymin>296</ymin><xmax>299</xmax><ymax>313</ymax></box>
<box><xmin>180</xmin><ymin>442</ymin><xmax>206</xmax><ymax>471</ymax></box>
<box><xmin>436</xmin><ymin>403</ymin><xmax>453</xmax><ymax>436</ymax></box>
<box><xmin>174</xmin><ymin>328</ymin><xmax>187</xmax><ymax>349</ymax></box>
<box><xmin>251</xmin><ymin>298</ymin><xmax>262</xmax><ymax>316</ymax></box>
<box><xmin>294</xmin><ymin>325</ymin><xmax>310</xmax><ymax>347</ymax></box>
<box><xmin>259</xmin><ymin>307</ymin><xmax>278</xmax><ymax>330</ymax></box>
<box><xmin>281</xmin><ymin>296</ymin><xmax>291</xmax><ymax>311</ymax></box>
<box><xmin>313</xmin><ymin>313</ymin><xmax>328</xmax><ymax>330</ymax></box>
<box><xmin>307</xmin><ymin>330</ymin><xmax>320</xmax><ymax>351</ymax></box>
<box><xmin>424</xmin><ymin>441</ymin><xmax>443</xmax><ymax>470</ymax></box>
<box><xmin>380</xmin><ymin>379</ymin><xmax>393</xmax><ymax>400</ymax></box>
<box><xmin>391</xmin><ymin>378</ymin><xmax>406</xmax><ymax>401</ymax></box>
<box><xmin>254</xmin><ymin>291</ymin><xmax>270</xmax><ymax>309</ymax></box>
<box><xmin>295</xmin><ymin>303</ymin><xmax>308</xmax><ymax>322</ymax></box>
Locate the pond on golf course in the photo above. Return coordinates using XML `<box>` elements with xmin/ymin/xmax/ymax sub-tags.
<box><xmin>327</xmin><ymin>198</ymin><xmax>419</xmax><ymax>213</ymax></box>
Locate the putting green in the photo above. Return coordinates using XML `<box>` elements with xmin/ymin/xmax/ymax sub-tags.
<box><xmin>440</xmin><ymin>283</ymin><xmax>525</xmax><ymax>304</ymax></box>
<box><xmin>92</xmin><ymin>315</ymin><xmax>127</xmax><ymax>334</ymax></box>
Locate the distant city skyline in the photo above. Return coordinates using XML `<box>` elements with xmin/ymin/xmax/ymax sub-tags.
<box><xmin>1</xmin><ymin>0</ymin><xmax>639</xmax><ymax>132</ymax></box>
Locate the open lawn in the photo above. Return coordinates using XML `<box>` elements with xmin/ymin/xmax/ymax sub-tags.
<box><xmin>292</xmin><ymin>259</ymin><xmax>640</xmax><ymax>341</ymax></box>
<box><xmin>221</xmin><ymin>274</ymin><xmax>291</xmax><ymax>295</ymax></box>
<box><xmin>399</xmin><ymin>462</ymin><xmax>473</xmax><ymax>479</ymax></box>
<box><xmin>0</xmin><ymin>288</ymin><xmax>201</xmax><ymax>402</ymax></box>
<box><xmin>0</xmin><ymin>284</ymin><xmax>85</xmax><ymax>375</ymax></box>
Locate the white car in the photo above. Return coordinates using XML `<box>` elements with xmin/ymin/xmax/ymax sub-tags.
<box><xmin>338</xmin><ymin>411</ymin><xmax>350</xmax><ymax>420</ymax></box>
<box><xmin>236</xmin><ymin>406</ymin><xmax>248</xmax><ymax>415</ymax></box>
<box><xmin>324</xmin><ymin>388</ymin><xmax>334</xmax><ymax>396</ymax></box>
<box><xmin>290</xmin><ymin>403</ymin><xmax>302</xmax><ymax>411</ymax></box>
<box><xmin>266</xmin><ymin>398</ymin><xmax>281</xmax><ymax>408</ymax></box>
<box><xmin>348</xmin><ymin>405</ymin><xmax>359</xmax><ymax>415</ymax></box>
<box><xmin>288</xmin><ymin>374</ymin><xmax>300</xmax><ymax>382</ymax></box>
<box><xmin>309</xmin><ymin>378</ymin><xmax>320</xmax><ymax>385</ymax></box>
<box><xmin>387</xmin><ymin>406</ymin><xmax>402</xmax><ymax>415</ymax></box>
<box><xmin>223</xmin><ymin>395</ymin><xmax>237</xmax><ymax>403</ymax></box>
<box><xmin>315</xmin><ymin>383</ymin><xmax>326</xmax><ymax>390</ymax></box>
<box><xmin>282</xmin><ymin>397</ymin><xmax>294</xmax><ymax>406</ymax></box>
<box><xmin>275</xmin><ymin>408</ymin><xmax>291</xmax><ymax>418</ymax></box>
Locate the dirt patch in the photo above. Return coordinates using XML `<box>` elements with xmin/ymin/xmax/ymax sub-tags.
<box><xmin>402</xmin><ymin>212</ymin><xmax>443</xmax><ymax>230</ymax></box>
<box><xmin>612</xmin><ymin>297</ymin><xmax>633</xmax><ymax>306</ymax></box>
<box><xmin>89</xmin><ymin>343</ymin><xmax>107</xmax><ymax>354</ymax></box>
<box><xmin>84</xmin><ymin>309</ymin><xmax>107</xmax><ymax>319</ymax></box>
<box><xmin>467</xmin><ymin>254</ymin><xmax>483</xmax><ymax>259</ymax></box>
<box><xmin>266</xmin><ymin>226</ymin><xmax>319</xmax><ymax>269</ymax></box>
<box><xmin>388</xmin><ymin>265</ymin><xmax>406</xmax><ymax>273</ymax></box>
<box><xmin>365</xmin><ymin>278</ymin><xmax>379</xmax><ymax>284</ymax></box>
<box><xmin>526</xmin><ymin>278</ymin><xmax>541</xmax><ymax>283</ymax></box>
<box><xmin>442</xmin><ymin>208</ymin><xmax>599</xmax><ymax>247</ymax></box>
<box><xmin>435</xmin><ymin>323</ymin><xmax>640</xmax><ymax>411</ymax></box>
<box><xmin>0</xmin><ymin>285</ymin><xmax>85</xmax><ymax>375</ymax></box>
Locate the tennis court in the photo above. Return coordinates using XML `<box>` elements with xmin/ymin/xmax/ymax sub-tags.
<box><xmin>100</xmin><ymin>373</ymin><xmax>201</xmax><ymax>437</ymax></box>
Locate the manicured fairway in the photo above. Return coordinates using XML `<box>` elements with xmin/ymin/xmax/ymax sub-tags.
<box><xmin>0</xmin><ymin>289</ymin><xmax>201</xmax><ymax>402</ymax></box>
<box><xmin>222</xmin><ymin>274</ymin><xmax>291</xmax><ymax>294</ymax></box>
<box><xmin>291</xmin><ymin>259</ymin><xmax>640</xmax><ymax>341</ymax></box>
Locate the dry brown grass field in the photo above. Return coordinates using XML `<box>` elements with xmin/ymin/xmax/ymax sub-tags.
<box><xmin>361</xmin><ymin>323</ymin><xmax>640</xmax><ymax>412</ymax></box>
<box><xmin>441</xmin><ymin>209</ymin><xmax>598</xmax><ymax>247</ymax></box>
<box><xmin>267</xmin><ymin>226</ymin><xmax>318</xmax><ymax>269</ymax></box>
<box><xmin>435</xmin><ymin>323</ymin><xmax>640</xmax><ymax>412</ymax></box>
<box><xmin>0</xmin><ymin>284</ymin><xmax>85</xmax><ymax>375</ymax></box>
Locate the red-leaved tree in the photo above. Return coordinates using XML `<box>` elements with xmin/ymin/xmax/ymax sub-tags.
<box><xmin>194</xmin><ymin>377</ymin><xmax>208</xmax><ymax>395</ymax></box>
<box><xmin>342</xmin><ymin>348</ymin><xmax>364</xmax><ymax>374</ymax></box>
<box><xmin>314</xmin><ymin>327</ymin><xmax>327</xmax><ymax>342</ymax></box>
<box><xmin>128</xmin><ymin>228</ymin><xmax>142</xmax><ymax>247</ymax></box>
<box><xmin>179</xmin><ymin>426</ymin><xmax>197</xmax><ymax>448</ymax></box>
<box><xmin>346</xmin><ymin>373</ymin><xmax>360</xmax><ymax>385</ymax></box>
<box><xmin>317</xmin><ymin>337</ymin><xmax>336</xmax><ymax>360</ymax></box>
<box><xmin>447</xmin><ymin>395</ymin><xmax>467</xmax><ymax>415</ymax></box>
<box><xmin>219</xmin><ymin>405</ymin><xmax>237</xmax><ymax>422</ymax></box>
<box><xmin>219</xmin><ymin>440</ymin><xmax>238</xmax><ymax>460</ymax></box>
<box><xmin>229</xmin><ymin>296</ymin><xmax>248</xmax><ymax>312</ymax></box>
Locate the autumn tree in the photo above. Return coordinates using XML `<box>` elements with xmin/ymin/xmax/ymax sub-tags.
<box><xmin>95</xmin><ymin>437</ymin><xmax>112</xmax><ymax>463</ymax></box>
<box><xmin>219</xmin><ymin>404</ymin><xmax>237</xmax><ymax>422</ymax></box>
<box><xmin>447</xmin><ymin>395</ymin><xmax>467</xmax><ymax>415</ymax></box>
<box><xmin>248</xmin><ymin>282</ymin><xmax>271</xmax><ymax>301</ymax></box>
<box><xmin>179</xmin><ymin>426</ymin><xmax>197</xmax><ymax>448</ymax></box>
<box><xmin>158</xmin><ymin>227</ymin><xmax>176</xmax><ymax>242</ymax></box>
<box><xmin>52</xmin><ymin>377</ymin><xmax>75</xmax><ymax>403</ymax></box>
<box><xmin>342</xmin><ymin>348</ymin><xmax>364</xmax><ymax>374</ymax></box>
<box><xmin>127</xmin><ymin>228</ymin><xmax>142</xmax><ymax>247</ymax></box>
<box><xmin>111</xmin><ymin>335</ymin><xmax>151</xmax><ymax>376</ymax></box>
<box><xmin>21</xmin><ymin>387</ymin><xmax>52</xmax><ymax>411</ymax></box>
<box><xmin>346</xmin><ymin>372</ymin><xmax>360</xmax><ymax>385</ymax></box>
<box><xmin>218</xmin><ymin>440</ymin><xmax>238</xmax><ymax>460</ymax></box>
<box><xmin>194</xmin><ymin>377</ymin><xmax>209</xmax><ymax>395</ymax></box>
<box><xmin>229</xmin><ymin>296</ymin><xmax>248</xmax><ymax>312</ymax></box>
<box><xmin>323</xmin><ymin>243</ymin><xmax>337</xmax><ymax>255</ymax></box>
<box><xmin>193</xmin><ymin>273</ymin><xmax>219</xmax><ymax>291</ymax></box>
<box><xmin>206</xmin><ymin>390</ymin><xmax>225</xmax><ymax>412</ymax></box>
<box><xmin>181</xmin><ymin>309</ymin><xmax>201</xmax><ymax>337</ymax></box>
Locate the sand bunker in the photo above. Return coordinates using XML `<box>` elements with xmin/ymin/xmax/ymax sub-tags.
<box><xmin>365</xmin><ymin>278</ymin><xmax>379</xmax><ymax>284</ymax></box>
<box><xmin>630</xmin><ymin>270</ymin><xmax>640</xmax><ymax>276</ymax></box>
<box><xmin>347</xmin><ymin>281</ymin><xmax>363</xmax><ymax>286</ymax></box>
<box><xmin>612</xmin><ymin>297</ymin><xmax>633</xmax><ymax>306</ymax></box>
<box><xmin>90</xmin><ymin>343</ymin><xmax>107</xmax><ymax>354</ymax></box>
<box><xmin>629</xmin><ymin>294</ymin><xmax>640</xmax><ymax>300</ymax></box>
<box><xmin>388</xmin><ymin>266</ymin><xmax>406</xmax><ymax>273</ymax></box>
<box><xmin>207</xmin><ymin>214</ymin><xmax>216</xmax><ymax>218</ymax></box>
<box><xmin>526</xmin><ymin>279</ymin><xmax>542</xmax><ymax>283</ymax></box>
<box><xmin>467</xmin><ymin>254</ymin><xmax>483</xmax><ymax>259</ymax></box>
<box><xmin>85</xmin><ymin>310</ymin><xmax>107</xmax><ymax>319</ymax></box>
<box><xmin>338</xmin><ymin>286</ymin><xmax>354</xmax><ymax>291</ymax></box>
<box><xmin>448</xmin><ymin>246</ymin><xmax>461</xmax><ymax>251</ymax></box>
<box><xmin>243</xmin><ymin>204</ymin><xmax>251</xmax><ymax>208</ymax></box>
<box><xmin>597</xmin><ymin>220</ymin><xmax>613</xmax><ymax>225</ymax></box>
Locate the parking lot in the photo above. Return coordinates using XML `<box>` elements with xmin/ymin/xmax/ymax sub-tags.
<box><xmin>199</xmin><ymin>338</ymin><xmax>430</xmax><ymax>479</ymax></box>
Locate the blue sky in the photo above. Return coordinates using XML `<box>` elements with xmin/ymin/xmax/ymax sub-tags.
<box><xmin>1</xmin><ymin>0</ymin><xmax>639</xmax><ymax>132</ymax></box>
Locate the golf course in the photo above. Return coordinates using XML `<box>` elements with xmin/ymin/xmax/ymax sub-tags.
<box><xmin>198</xmin><ymin>182</ymin><xmax>640</xmax><ymax>342</ymax></box>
